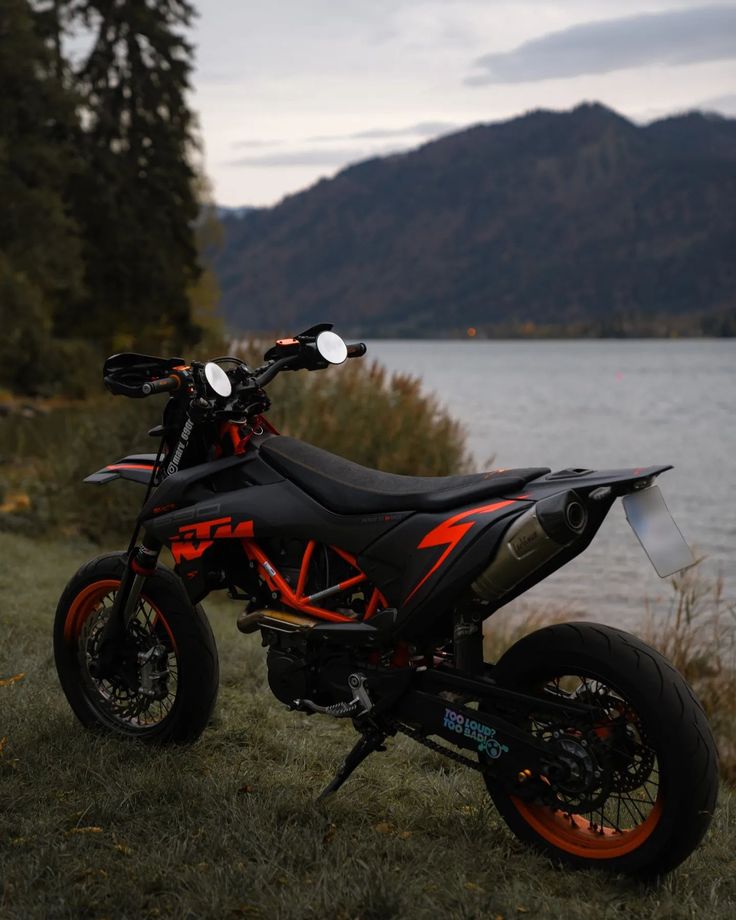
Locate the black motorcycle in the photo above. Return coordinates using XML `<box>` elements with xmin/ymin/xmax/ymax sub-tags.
<box><xmin>54</xmin><ymin>325</ymin><xmax>718</xmax><ymax>877</ymax></box>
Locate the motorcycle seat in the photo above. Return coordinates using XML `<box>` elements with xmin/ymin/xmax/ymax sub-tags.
<box><xmin>259</xmin><ymin>436</ymin><xmax>549</xmax><ymax>514</ymax></box>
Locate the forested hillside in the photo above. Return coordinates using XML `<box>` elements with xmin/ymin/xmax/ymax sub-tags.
<box><xmin>214</xmin><ymin>104</ymin><xmax>736</xmax><ymax>337</ymax></box>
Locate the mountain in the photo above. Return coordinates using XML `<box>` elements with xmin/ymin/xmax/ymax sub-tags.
<box><xmin>215</xmin><ymin>205</ymin><xmax>256</xmax><ymax>222</ymax></box>
<box><xmin>211</xmin><ymin>104</ymin><xmax>736</xmax><ymax>337</ymax></box>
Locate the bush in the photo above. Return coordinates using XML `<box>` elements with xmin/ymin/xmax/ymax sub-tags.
<box><xmin>641</xmin><ymin>561</ymin><xmax>736</xmax><ymax>785</ymax></box>
<box><xmin>0</xmin><ymin>356</ymin><xmax>470</xmax><ymax>541</ymax></box>
<box><xmin>0</xmin><ymin>398</ymin><xmax>158</xmax><ymax>540</ymax></box>
<box><xmin>265</xmin><ymin>359</ymin><xmax>470</xmax><ymax>476</ymax></box>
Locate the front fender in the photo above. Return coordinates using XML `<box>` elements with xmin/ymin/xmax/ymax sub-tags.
<box><xmin>84</xmin><ymin>454</ymin><xmax>158</xmax><ymax>485</ymax></box>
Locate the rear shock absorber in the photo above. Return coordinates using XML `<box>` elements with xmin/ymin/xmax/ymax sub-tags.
<box><xmin>453</xmin><ymin>610</ymin><xmax>484</xmax><ymax>674</ymax></box>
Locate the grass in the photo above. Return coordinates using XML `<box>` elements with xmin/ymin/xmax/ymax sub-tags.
<box><xmin>1</xmin><ymin>532</ymin><xmax>735</xmax><ymax>919</ymax></box>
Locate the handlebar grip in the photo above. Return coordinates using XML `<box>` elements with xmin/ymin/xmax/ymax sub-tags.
<box><xmin>141</xmin><ymin>375</ymin><xmax>180</xmax><ymax>396</ymax></box>
<box><xmin>346</xmin><ymin>342</ymin><xmax>367</xmax><ymax>358</ymax></box>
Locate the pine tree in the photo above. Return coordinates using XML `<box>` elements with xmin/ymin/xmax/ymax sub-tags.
<box><xmin>0</xmin><ymin>0</ymin><xmax>84</xmax><ymax>389</ymax></box>
<box><xmin>66</xmin><ymin>0</ymin><xmax>202</xmax><ymax>352</ymax></box>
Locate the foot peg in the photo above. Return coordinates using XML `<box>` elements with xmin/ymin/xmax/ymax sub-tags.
<box><xmin>317</xmin><ymin>730</ymin><xmax>387</xmax><ymax>802</ymax></box>
<box><xmin>295</xmin><ymin>673</ymin><xmax>373</xmax><ymax>719</ymax></box>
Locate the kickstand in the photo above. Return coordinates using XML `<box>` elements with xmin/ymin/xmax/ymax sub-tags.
<box><xmin>317</xmin><ymin>730</ymin><xmax>387</xmax><ymax>803</ymax></box>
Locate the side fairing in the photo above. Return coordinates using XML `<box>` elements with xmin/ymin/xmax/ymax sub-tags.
<box><xmin>144</xmin><ymin>476</ymin><xmax>412</xmax><ymax>565</ymax></box>
<box><xmin>357</xmin><ymin>499</ymin><xmax>529</xmax><ymax>623</ymax></box>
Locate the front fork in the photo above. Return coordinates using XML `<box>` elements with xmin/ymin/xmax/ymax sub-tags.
<box><xmin>89</xmin><ymin>538</ymin><xmax>162</xmax><ymax>679</ymax></box>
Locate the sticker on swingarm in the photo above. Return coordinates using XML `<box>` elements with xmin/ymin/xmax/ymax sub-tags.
<box><xmin>443</xmin><ymin>707</ymin><xmax>509</xmax><ymax>758</ymax></box>
<box><xmin>623</xmin><ymin>485</ymin><xmax>695</xmax><ymax>578</ymax></box>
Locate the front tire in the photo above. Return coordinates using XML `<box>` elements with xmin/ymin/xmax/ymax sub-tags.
<box><xmin>483</xmin><ymin>622</ymin><xmax>718</xmax><ymax>877</ymax></box>
<box><xmin>54</xmin><ymin>553</ymin><xmax>219</xmax><ymax>743</ymax></box>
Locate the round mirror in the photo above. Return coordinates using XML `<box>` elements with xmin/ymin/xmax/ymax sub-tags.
<box><xmin>204</xmin><ymin>362</ymin><xmax>233</xmax><ymax>398</ymax></box>
<box><xmin>316</xmin><ymin>330</ymin><xmax>348</xmax><ymax>365</ymax></box>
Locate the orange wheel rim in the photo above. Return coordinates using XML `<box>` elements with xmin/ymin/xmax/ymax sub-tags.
<box><xmin>64</xmin><ymin>580</ymin><xmax>121</xmax><ymax>641</ymax></box>
<box><xmin>64</xmin><ymin>579</ymin><xmax>175</xmax><ymax>650</ymax></box>
<box><xmin>511</xmin><ymin>792</ymin><xmax>663</xmax><ymax>859</ymax></box>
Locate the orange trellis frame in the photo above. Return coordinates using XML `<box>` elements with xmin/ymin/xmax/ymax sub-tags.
<box><xmin>240</xmin><ymin>538</ymin><xmax>387</xmax><ymax>623</ymax></box>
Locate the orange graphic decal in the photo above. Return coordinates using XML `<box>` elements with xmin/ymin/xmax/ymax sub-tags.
<box><xmin>171</xmin><ymin>540</ymin><xmax>213</xmax><ymax>564</ymax></box>
<box><xmin>169</xmin><ymin>516</ymin><xmax>255</xmax><ymax>564</ymax></box>
<box><xmin>404</xmin><ymin>500</ymin><xmax>517</xmax><ymax>605</ymax></box>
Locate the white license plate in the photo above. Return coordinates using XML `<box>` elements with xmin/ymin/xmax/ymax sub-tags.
<box><xmin>622</xmin><ymin>485</ymin><xmax>695</xmax><ymax>578</ymax></box>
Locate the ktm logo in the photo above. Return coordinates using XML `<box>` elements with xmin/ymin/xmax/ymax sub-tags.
<box><xmin>170</xmin><ymin>516</ymin><xmax>254</xmax><ymax>564</ymax></box>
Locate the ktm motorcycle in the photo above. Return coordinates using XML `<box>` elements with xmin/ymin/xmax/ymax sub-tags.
<box><xmin>54</xmin><ymin>325</ymin><xmax>718</xmax><ymax>877</ymax></box>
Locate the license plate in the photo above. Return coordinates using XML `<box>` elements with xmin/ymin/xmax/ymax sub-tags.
<box><xmin>622</xmin><ymin>485</ymin><xmax>695</xmax><ymax>578</ymax></box>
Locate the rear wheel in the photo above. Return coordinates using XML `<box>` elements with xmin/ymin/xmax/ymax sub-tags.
<box><xmin>54</xmin><ymin>553</ymin><xmax>219</xmax><ymax>743</ymax></box>
<box><xmin>482</xmin><ymin>622</ymin><xmax>718</xmax><ymax>877</ymax></box>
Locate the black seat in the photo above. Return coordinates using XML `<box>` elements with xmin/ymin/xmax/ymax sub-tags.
<box><xmin>259</xmin><ymin>436</ymin><xmax>549</xmax><ymax>514</ymax></box>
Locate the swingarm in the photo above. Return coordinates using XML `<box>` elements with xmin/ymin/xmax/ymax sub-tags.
<box><xmin>316</xmin><ymin>661</ymin><xmax>603</xmax><ymax>799</ymax></box>
<box><xmin>393</xmin><ymin>686</ymin><xmax>594</xmax><ymax>787</ymax></box>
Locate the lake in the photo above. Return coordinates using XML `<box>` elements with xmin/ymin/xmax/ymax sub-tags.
<box><xmin>367</xmin><ymin>339</ymin><xmax>736</xmax><ymax>628</ymax></box>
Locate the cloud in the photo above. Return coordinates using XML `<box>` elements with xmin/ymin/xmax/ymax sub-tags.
<box><xmin>227</xmin><ymin>146</ymin><xmax>400</xmax><ymax>168</ymax></box>
<box><xmin>231</xmin><ymin>139</ymin><xmax>284</xmax><ymax>149</ymax></box>
<box><xmin>697</xmin><ymin>92</ymin><xmax>736</xmax><ymax>115</ymax></box>
<box><xmin>228</xmin><ymin>121</ymin><xmax>459</xmax><ymax>163</ymax></box>
<box><xmin>307</xmin><ymin>121</ymin><xmax>457</xmax><ymax>141</ymax></box>
<box><xmin>467</xmin><ymin>5</ymin><xmax>736</xmax><ymax>85</ymax></box>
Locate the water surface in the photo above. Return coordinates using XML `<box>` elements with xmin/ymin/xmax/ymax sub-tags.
<box><xmin>367</xmin><ymin>339</ymin><xmax>736</xmax><ymax>627</ymax></box>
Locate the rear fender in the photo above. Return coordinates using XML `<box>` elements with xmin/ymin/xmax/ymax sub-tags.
<box><xmin>523</xmin><ymin>464</ymin><xmax>673</xmax><ymax>499</ymax></box>
<box><xmin>84</xmin><ymin>454</ymin><xmax>158</xmax><ymax>486</ymax></box>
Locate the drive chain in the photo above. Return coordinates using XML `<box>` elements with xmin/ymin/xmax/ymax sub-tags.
<box><xmin>395</xmin><ymin>722</ymin><xmax>487</xmax><ymax>773</ymax></box>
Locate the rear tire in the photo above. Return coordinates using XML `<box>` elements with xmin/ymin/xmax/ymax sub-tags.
<box><xmin>483</xmin><ymin>622</ymin><xmax>718</xmax><ymax>877</ymax></box>
<box><xmin>54</xmin><ymin>552</ymin><xmax>219</xmax><ymax>743</ymax></box>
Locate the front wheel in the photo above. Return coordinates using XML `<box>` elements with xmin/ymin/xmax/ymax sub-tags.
<box><xmin>482</xmin><ymin>622</ymin><xmax>718</xmax><ymax>877</ymax></box>
<box><xmin>54</xmin><ymin>553</ymin><xmax>219</xmax><ymax>743</ymax></box>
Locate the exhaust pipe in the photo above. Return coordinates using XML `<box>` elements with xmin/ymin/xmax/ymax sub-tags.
<box><xmin>237</xmin><ymin>608</ymin><xmax>317</xmax><ymax>634</ymax></box>
<box><xmin>471</xmin><ymin>490</ymin><xmax>588</xmax><ymax>601</ymax></box>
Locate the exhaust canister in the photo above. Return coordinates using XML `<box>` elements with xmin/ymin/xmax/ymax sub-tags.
<box><xmin>471</xmin><ymin>490</ymin><xmax>587</xmax><ymax>601</ymax></box>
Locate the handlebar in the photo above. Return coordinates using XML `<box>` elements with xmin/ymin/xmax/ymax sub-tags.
<box><xmin>104</xmin><ymin>332</ymin><xmax>366</xmax><ymax>404</ymax></box>
<box><xmin>141</xmin><ymin>374</ymin><xmax>181</xmax><ymax>396</ymax></box>
<box><xmin>253</xmin><ymin>340</ymin><xmax>366</xmax><ymax>388</ymax></box>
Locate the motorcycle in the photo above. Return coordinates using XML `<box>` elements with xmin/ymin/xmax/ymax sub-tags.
<box><xmin>54</xmin><ymin>325</ymin><xmax>718</xmax><ymax>877</ymax></box>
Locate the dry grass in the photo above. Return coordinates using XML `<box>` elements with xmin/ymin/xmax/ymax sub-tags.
<box><xmin>233</xmin><ymin>342</ymin><xmax>472</xmax><ymax>477</ymax></box>
<box><xmin>641</xmin><ymin>562</ymin><xmax>736</xmax><ymax>785</ymax></box>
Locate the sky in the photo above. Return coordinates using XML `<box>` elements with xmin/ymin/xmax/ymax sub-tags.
<box><xmin>190</xmin><ymin>1</ymin><xmax>736</xmax><ymax>206</ymax></box>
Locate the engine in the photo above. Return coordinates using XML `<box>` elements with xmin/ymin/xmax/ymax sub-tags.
<box><xmin>255</xmin><ymin>625</ymin><xmax>358</xmax><ymax>708</ymax></box>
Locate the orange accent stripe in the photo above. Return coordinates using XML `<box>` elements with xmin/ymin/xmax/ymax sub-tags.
<box><xmin>404</xmin><ymin>499</ymin><xmax>517</xmax><ymax>605</ymax></box>
<box><xmin>105</xmin><ymin>463</ymin><xmax>154</xmax><ymax>472</ymax></box>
